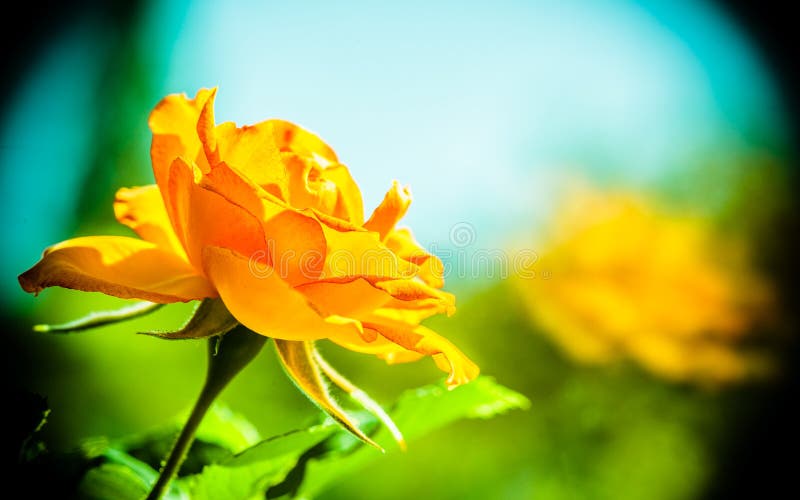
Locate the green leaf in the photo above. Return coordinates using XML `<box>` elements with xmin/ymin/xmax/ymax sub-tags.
<box><xmin>193</xmin><ymin>402</ymin><xmax>262</xmax><ymax>453</ymax></box>
<box><xmin>226</xmin><ymin>425</ymin><xmax>336</xmax><ymax>467</ymax></box>
<box><xmin>117</xmin><ymin>402</ymin><xmax>261</xmax><ymax>475</ymax></box>
<box><xmin>140</xmin><ymin>298</ymin><xmax>237</xmax><ymax>340</ymax></box>
<box><xmin>17</xmin><ymin>393</ymin><xmax>50</xmax><ymax>462</ymax></box>
<box><xmin>179</xmin><ymin>425</ymin><xmax>335</xmax><ymax>500</ymax></box>
<box><xmin>76</xmin><ymin>403</ymin><xmax>261</xmax><ymax>499</ymax></box>
<box><xmin>36</xmin><ymin>377</ymin><xmax>525</xmax><ymax>500</ymax></box>
<box><xmin>33</xmin><ymin>301</ymin><xmax>162</xmax><ymax>333</ymax></box>
<box><xmin>78</xmin><ymin>448</ymin><xmax>189</xmax><ymax>500</ymax></box>
<box><xmin>183</xmin><ymin>462</ymin><xmax>295</xmax><ymax>500</ymax></box>
<box><xmin>294</xmin><ymin>376</ymin><xmax>530</xmax><ymax>498</ymax></box>
<box><xmin>78</xmin><ymin>463</ymin><xmax>151</xmax><ymax>500</ymax></box>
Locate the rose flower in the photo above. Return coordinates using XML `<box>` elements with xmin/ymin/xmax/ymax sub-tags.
<box><xmin>20</xmin><ymin>88</ymin><xmax>477</xmax><ymax>394</ymax></box>
<box><xmin>517</xmin><ymin>186</ymin><xmax>773</xmax><ymax>385</ymax></box>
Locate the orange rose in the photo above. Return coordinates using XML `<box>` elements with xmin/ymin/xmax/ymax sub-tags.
<box><xmin>517</xmin><ymin>186</ymin><xmax>773</xmax><ymax>385</ymax></box>
<box><xmin>19</xmin><ymin>88</ymin><xmax>477</xmax><ymax>390</ymax></box>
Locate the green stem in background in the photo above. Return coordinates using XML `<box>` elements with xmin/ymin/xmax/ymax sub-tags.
<box><xmin>145</xmin><ymin>326</ymin><xmax>266</xmax><ymax>500</ymax></box>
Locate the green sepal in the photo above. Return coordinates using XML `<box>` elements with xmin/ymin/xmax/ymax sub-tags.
<box><xmin>314</xmin><ymin>351</ymin><xmax>406</xmax><ymax>450</ymax></box>
<box><xmin>33</xmin><ymin>301</ymin><xmax>163</xmax><ymax>334</ymax></box>
<box><xmin>274</xmin><ymin>339</ymin><xmax>384</xmax><ymax>452</ymax></box>
<box><xmin>140</xmin><ymin>299</ymin><xmax>238</xmax><ymax>340</ymax></box>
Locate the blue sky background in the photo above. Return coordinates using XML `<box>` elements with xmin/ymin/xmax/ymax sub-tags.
<box><xmin>0</xmin><ymin>0</ymin><xmax>787</xmax><ymax>306</ymax></box>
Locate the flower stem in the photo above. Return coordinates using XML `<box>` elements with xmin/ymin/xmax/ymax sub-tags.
<box><xmin>145</xmin><ymin>326</ymin><xmax>266</xmax><ymax>500</ymax></box>
<box><xmin>145</xmin><ymin>382</ymin><xmax>216</xmax><ymax>500</ymax></box>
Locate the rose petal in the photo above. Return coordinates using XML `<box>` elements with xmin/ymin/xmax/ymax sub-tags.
<box><xmin>202</xmin><ymin>246</ymin><xmax>361</xmax><ymax>341</ymax></box>
<box><xmin>296</xmin><ymin>278</ymin><xmax>393</xmax><ymax>318</ymax></box>
<box><xmin>19</xmin><ymin>236</ymin><xmax>214</xmax><ymax>303</ymax></box>
<box><xmin>268</xmin><ymin>119</ymin><xmax>338</xmax><ymax>164</ymax></box>
<box><xmin>201</xmin><ymin>162</ymin><xmax>327</xmax><ymax>285</ymax></box>
<box><xmin>385</xmin><ymin>227</ymin><xmax>445</xmax><ymax>288</ymax></box>
<box><xmin>215</xmin><ymin>121</ymin><xmax>287</xmax><ymax>198</ymax></box>
<box><xmin>149</xmin><ymin>89</ymin><xmax>215</xmax><ymax>197</ymax></box>
<box><xmin>113</xmin><ymin>184</ymin><xmax>186</xmax><ymax>259</ymax></box>
<box><xmin>361</xmin><ymin>313</ymin><xmax>479</xmax><ymax>389</ymax></box>
<box><xmin>328</xmin><ymin>333</ymin><xmax>424</xmax><ymax>364</ymax></box>
<box><xmin>316</xmin><ymin>223</ymin><xmax>418</xmax><ymax>283</ymax></box>
<box><xmin>167</xmin><ymin>158</ymin><xmax>266</xmax><ymax>271</ymax></box>
<box><xmin>365</xmin><ymin>181</ymin><xmax>412</xmax><ymax>240</ymax></box>
<box><xmin>372</xmin><ymin>279</ymin><xmax>455</xmax><ymax>314</ymax></box>
<box><xmin>323</xmin><ymin>164</ymin><xmax>365</xmax><ymax>225</ymax></box>
<box><xmin>284</xmin><ymin>152</ymin><xmax>338</xmax><ymax>216</ymax></box>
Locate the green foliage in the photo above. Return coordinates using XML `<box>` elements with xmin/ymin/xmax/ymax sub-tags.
<box><xmin>80</xmin><ymin>463</ymin><xmax>153</xmax><ymax>500</ymax></box>
<box><xmin>336</xmin><ymin>280</ymin><xmax>730</xmax><ymax>500</ymax></box>
<box><xmin>79</xmin><ymin>449</ymin><xmax>188</xmax><ymax>500</ymax></box>
<box><xmin>15</xmin><ymin>281</ymin><xmax>742</xmax><ymax>500</ymax></box>
<box><xmin>17</xmin><ymin>378</ymin><xmax>527</xmax><ymax>499</ymax></box>
<box><xmin>116</xmin><ymin>402</ymin><xmax>262</xmax><ymax>476</ymax></box>
<box><xmin>192</xmin><ymin>403</ymin><xmax>262</xmax><ymax>453</ymax></box>
<box><xmin>290</xmin><ymin>377</ymin><xmax>531</xmax><ymax>499</ymax></box>
<box><xmin>182</xmin><ymin>425</ymin><xmax>336</xmax><ymax>500</ymax></box>
<box><xmin>17</xmin><ymin>393</ymin><xmax>50</xmax><ymax>463</ymax></box>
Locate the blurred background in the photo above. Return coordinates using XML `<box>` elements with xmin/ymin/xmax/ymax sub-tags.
<box><xmin>2</xmin><ymin>0</ymin><xmax>798</xmax><ymax>498</ymax></box>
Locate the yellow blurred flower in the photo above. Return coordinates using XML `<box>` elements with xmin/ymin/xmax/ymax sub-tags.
<box><xmin>517</xmin><ymin>186</ymin><xmax>773</xmax><ymax>385</ymax></box>
<box><xmin>19</xmin><ymin>88</ymin><xmax>477</xmax><ymax>390</ymax></box>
